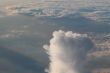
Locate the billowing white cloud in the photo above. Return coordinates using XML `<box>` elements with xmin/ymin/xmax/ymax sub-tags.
<box><xmin>43</xmin><ymin>30</ymin><xmax>94</xmax><ymax>73</ymax></box>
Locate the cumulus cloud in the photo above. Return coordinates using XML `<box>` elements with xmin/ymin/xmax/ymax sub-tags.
<box><xmin>43</xmin><ymin>30</ymin><xmax>94</xmax><ymax>73</ymax></box>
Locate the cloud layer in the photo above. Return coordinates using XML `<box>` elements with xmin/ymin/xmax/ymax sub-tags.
<box><xmin>2</xmin><ymin>0</ymin><xmax>110</xmax><ymax>21</ymax></box>
<box><xmin>43</xmin><ymin>30</ymin><xmax>94</xmax><ymax>73</ymax></box>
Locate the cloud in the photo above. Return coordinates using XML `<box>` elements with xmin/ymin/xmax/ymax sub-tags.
<box><xmin>4</xmin><ymin>5</ymin><xmax>65</xmax><ymax>17</ymax></box>
<box><xmin>43</xmin><ymin>30</ymin><xmax>94</xmax><ymax>73</ymax></box>
<box><xmin>80</xmin><ymin>9</ymin><xmax>110</xmax><ymax>22</ymax></box>
<box><xmin>0</xmin><ymin>29</ymin><xmax>28</xmax><ymax>39</ymax></box>
<box><xmin>5</xmin><ymin>5</ymin><xmax>44</xmax><ymax>16</ymax></box>
<box><xmin>1</xmin><ymin>0</ymin><xmax>110</xmax><ymax>24</ymax></box>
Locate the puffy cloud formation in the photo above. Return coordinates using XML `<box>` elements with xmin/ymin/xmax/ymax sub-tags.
<box><xmin>43</xmin><ymin>30</ymin><xmax>94</xmax><ymax>73</ymax></box>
